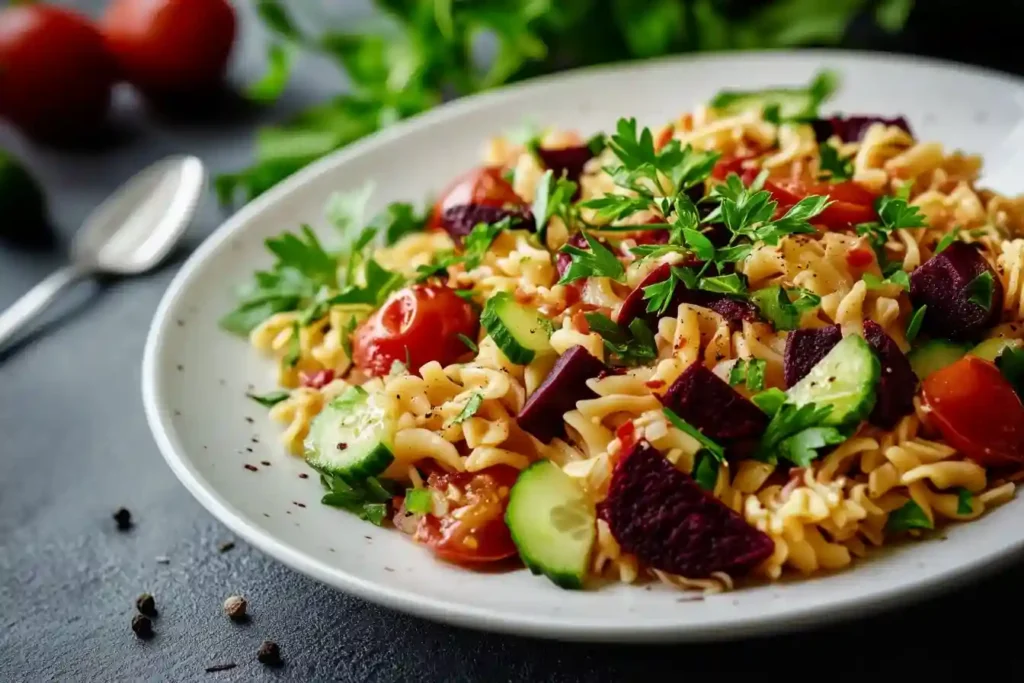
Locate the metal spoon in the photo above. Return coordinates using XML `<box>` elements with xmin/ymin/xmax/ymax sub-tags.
<box><xmin>0</xmin><ymin>155</ymin><xmax>206</xmax><ymax>350</ymax></box>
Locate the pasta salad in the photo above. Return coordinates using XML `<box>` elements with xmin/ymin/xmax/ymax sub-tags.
<box><xmin>223</xmin><ymin>70</ymin><xmax>1024</xmax><ymax>593</ymax></box>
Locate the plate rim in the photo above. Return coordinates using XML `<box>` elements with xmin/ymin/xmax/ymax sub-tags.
<box><xmin>142</xmin><ymin>48</ymin><xmax>1024</xmax><ymax>642</ymax></box>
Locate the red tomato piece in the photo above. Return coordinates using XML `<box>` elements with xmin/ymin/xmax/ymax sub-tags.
<box><xmin>616</xmin><ymin>421</ymin><xmax>637</xmax><ymax>452</ymax></box>
<box><xmin>414</xmin><ymin>465</ymin><xmax>520</xmax><ymax>564</ymax></box>
<box><xmin>102</xmin><ymin>0</ymin><xmax>236</xmax><ymax>97</ymax></box>
<box><xmin>744</xmin><ymin>172</ymin><xmax>879</xmax><ymax>229</ymax></box>
<box><xmin>0</xmin><ymin>5</ymin><xmax>117</xmax><ymax>144</ymax></box>
<box><xmin>921</xmin><ymin>356</ymin><xmax>1024</xmax><ymax>468</ymax></box>
<box><xmin>712</xmin><ymin>153</ymin><xmax>758</xmax><ymax>181</ymax></box>
<box><xmin>428</xmin><ymin>167</ymin><xmax>527</xmax><ymax>229</ymax></box>
<box><xmin>351</xmin><ymin>285</ymin><xmax>478</xmax><ymax>377</ymax></box>
<box><xmin>846</xmin><ymin>246</ymin><xmax>875</xmax><ymax>269</ymax></box>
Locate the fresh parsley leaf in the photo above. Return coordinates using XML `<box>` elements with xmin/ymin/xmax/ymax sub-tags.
<box><xmin>778</xmin><ymin>426</ymin><xmax>846</xmax><ymax>467</ymax></box>
<box><xmin>862</xmin><ymin>270</ymin><xmax>910</xmax><ymax>291</ymax></box>
<box><xmin>682</xmin><ymin>227</ymin><xmax>715</xmax><ymax>261</ymax></box>
<box><xmin>759</xmin><ymin>195</ymin><xmax>830</xmax><ymax>244</ymax></box>
<box><xmin>906</xmin><ymin>304</ymin><xmax>927</xmax><ymax>343</ymax></box>
<box><xmin>558</xmin><ymin>231</ymin><xmax>625</xmax><ymax>284</ymax></box>
<box><xmin>458</xmin><ymin>334</ymin><xmax>479</xmax><ymax>353</ymax></box>
<box><xmin>404</xmin><ymin>488</ymin><xmax>433</xmax><ymax>514</ymax></box>
<box><xmin>692</xmin><ymin>450</ymin><xmax>719</xmax><ymax>491</ymax></box>
<box><xmin>818</xmin><ymin>142</ymin><xmax>853</xmax><ymax>181</ymax></box>
<box><xmin>532</xmin><ymin>169</ymin><xmax>578</xmax><ymax>240</ymax></box>
<box><xmin>886</xmin><ymin>500</ymin><xmax>933</xmax><ymax>532</ymax></box>
<box><xmin>246</xmin><ymin>42</ymin><xmax>298</xmax><ymax>103</ymax></box>
<box><xmin>995</xmin><ymin>347</ymin><xmax>1024</xmax><ymax>398</ymax></box>
<box><xmin>283</xmin><ymin>322</ymin><xmax>301</xmax><ymax>367</ymax></box>
<box><xmin>752</xmin><ymin>388</ymin><xmax>787</xmax><ymax>416</ymax></box>
<box><xmin>700</xmin><ymin>273</ymin><xmax>748</xmax><ymax>295</ymax></box>
<box><xmin>585</xmin><ymin>313</ymin><xmax>658</xmax><ymax>367</ymax></box>
<box><xmin>729</xmin><ymin>359</ymin><xmax>766</xmax><ymax>392</ymax></box>
<box><xmin>876</xmin><ymin>193</ymin><xmax>927</xmax><ymax>231</ymax></box>
<box><xmin>463</xmin><ymin>219</ymin><xmax>508</xmax><ymax>270</ymax></box>
<box><xmin>319</xmin><ymin>472</ymin><xmax>395</xmax><ymax>526</ymax></box>
<box><xmin>450</xmin><ymin>393</ymin><xmax>484</xmax><ymax>426</ymax></box>
<box><xmin>372</xmin><ymin>201</ymin><xmax>428</xmax><ymax>246</ymax></box>
<box><xmin>934</xmin><ymin>228</ymin><xmax>961</xmax><ymax>255</ymax></box>
<box><xmin>965</xmin><ymin>271</ymin><xmax>994</xmax><ymax>311</ymax></box>
<box><xmin>755</xmin><ymin>402</ymin><xmax>835</xmax><ymax>463</ymax></box>
<box><xmin>955</xmin><ymin>487</ymin><xmax>974</xmax><ymax>516</ymax></box>
<box><xmin>586</xmin><ymin>132</ymin><xmax>607</xmax><ymax>156</ymax></box>
<box><xmin>246</xmin><ymin>390</ymin><xmax>291</xmax><ymax>408</ymax></box>
<box><xmin>662</xmin><ymin>407</ymin><xmax>725</xmax><ymax>462</ymax></box>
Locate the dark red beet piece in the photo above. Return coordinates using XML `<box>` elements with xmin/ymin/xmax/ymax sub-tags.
<box><xmin>440</xmin><ymin>203</ymin><xmax>533</xmax><ymax>241</ymax></box>
<box><xmin>909</xmin><ymin>241</ymin><xmax>1003</xmax><ymax>341</ymax></box>
<box><xmin>811</xmin><ymin>115</ymin><xmax>914</xmax><ymax>143</ymax></box>
<box><xmin>536</xmin><ymin>145</ymin><xmax>593</xmax><ymax>200</ymax></box>
<box><xmin>862</xmin><ymin>321</ymin><xmax>917</xmax><ymax>428</ymax></box>
<box><xmin>783</xmin><ymin>324</ymin><xmax>843</xmax><ymax>388</ymax></box>
<box><xmin>598</xmin><ymin>440</ymin><xmax>775</xmax><ymax>578</ymax></box>
<box><xmin>659</xmin><ymin>362</ymin><xmax>768</xmax><ymax>442</ymax></box>
<box><xmin>615</xmin><ymin>264</ymin><xmax>761</xmax><ymax>327</ymax></box>
<box><xmin>517</xmin><ymin>346</ymin><xmax>607</xmax><ymax>443</ymax></box>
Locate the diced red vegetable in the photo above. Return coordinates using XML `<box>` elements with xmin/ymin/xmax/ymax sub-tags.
<box><xmin>862</xmin><ymin>321</ymin><xmax>917</xmax><ymax>428</ymax></box>
<box><xmin>598</xmin><ymin>440</ymin><xmax>775</xmax><ymax>578</ymax></box>
<box><xmin>440</xmin><ymin>203</ymin><xmax>533</xmax><ymax>241</ymax></box>
<box><xmin>909</xmin><ymin>241</ymin><xmax>1003</xmax><ymax>341</ymax></box>
<box><xmin>299</xmin><ymin>369</ymin><xmax>335</xmax><ymax>389</ymax></box>
<box><xmin>517</xmin><ymin>346</ymin><xmax>607</xmax><ymax>443</ymax></box>
<box><xmin>783</xmin><ymin>324</ymin><xmax>843</xmax><ymax>388</ymax></box>
<box><xmin>811</xmin><ymin>116</ymin><xmax>913</xmax><ymax>143</ymax></box>
<box><xmin>536</xmin><ymin>145</ymin><xmax>593</xmax><ymax>200</ymax></box>
<box><xmin>659</xmin><ymin>362</ymin><xmax>768</xmax><ymax>442</ymax></box>
<box><xmin>615</xmin><ymin>263</ymin><xmax>761</xmax><ymax>327</ymax></box>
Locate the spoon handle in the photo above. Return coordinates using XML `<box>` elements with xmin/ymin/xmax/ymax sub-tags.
<box><xmin>0</xmin><ymin>265</ymin><xmax>86</xmax><ymax>351</ymax></box>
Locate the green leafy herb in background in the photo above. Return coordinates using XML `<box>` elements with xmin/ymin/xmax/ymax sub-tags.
<box><xmin>218</xmin><ymin>0</ymin><xmax>916</xmax><ymax>206</ymax></box>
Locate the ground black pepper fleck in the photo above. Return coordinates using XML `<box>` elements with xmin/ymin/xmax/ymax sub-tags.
<box><xmin>260</xmin><ymin>460</ymin><xmax>271</xmax><ymax>466</ymax></box>
<box><xmin>217</xmin><ymin>541</ymin><xmax>235</xmax><ymax>553</ymax></box>
<box><xmin>205</xmin><ymin>663</ymin><xmax>237</xmax><ymax>673</ymax></box>
<box><xmin>113</xmin><ymin>508</ymin><xmax>133</xmax><ymax>531</ymax></box>
<box><xmin>256</xmin><ymin>641</ymin><xmax>282</xmax><ymax>667</ymax></box>
<box><xmin>243</xmin><ymin>464</ymin><xmax>258</xmax><ymax>472</ymax></box>
<box><xmin>245</xmin><ymin>447</ymin><xmax>253</xmax><ymax>453</ymax></box>
<box><xmin>131</xmin><ymin>614</ymin><xmax>153</xmax><ymax>639</ymax></box>
<box><xmin>298</xmin><ymin>473</ymin><xmax>308</xmax><ymax>479</ymax></box>
<box><xmin>135</xmin><ymin>593</ymin><xmax>157</xmax><ymax>617</ymax></box>
<box><xmin>244</xmin><ymin>417</ymin><xmax>254</xmax><ymax>424</ymax></box>
<box><xmin>293</xmin><ymin>502</ymin><xmax>306</xmax><ymax>508</ymax></box>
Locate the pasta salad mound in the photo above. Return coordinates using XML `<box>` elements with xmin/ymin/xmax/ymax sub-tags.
<box><xmin>223</xmin><ymin>70</ymin><xmax>1024</xmax><ymax>593</ymax></box>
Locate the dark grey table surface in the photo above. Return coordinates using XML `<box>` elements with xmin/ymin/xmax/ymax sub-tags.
<box><xmin>4</xmin><ymin>2</ymin><xmax>1024</xmax><ymax>681</ymax></box>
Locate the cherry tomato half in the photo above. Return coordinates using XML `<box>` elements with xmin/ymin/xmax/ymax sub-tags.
<box><xmin>102</xmin><ymin>0</ymin><xmax>236</xmax><ymax>97</ymax></box>
<box><xmin>428</xmin><ymin>166</ymin><xmax>527</xmax><ymax>229</ymax></box>
<box><xmin>351</xmin><ymin>285</ymin><xmax>478</xmax><ymax>377</ymax></box>
<box><xmin>0</xmin><ymin>5</ymin><xmax>116</xmax><ymax>144</ymax></box>
<box><xmin>921</xmin><ymin>355</ymin><xmax>1024</xmax><ymax>468</ymax></box>
<box><xmin>712</xmin><ymin>153</ymin><xmax>758</xmax><ymax>181</ymax></box>
<box><xmin>740</xmin><ymin>169</ymin><xmax>878</xmax><ymax>229</ymax></box>
<box><xmin>414</xmin><ymin>465</ymin><xmax>520</xmax><ymax>564</ymax></box>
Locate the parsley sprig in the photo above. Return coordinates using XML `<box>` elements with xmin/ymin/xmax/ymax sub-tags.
<box><xmin>584</xmin><ymin>312</ymin><xmax>657</xmax><ymax>367</ymax></box>
<box><xmin>855</xmin><ymin>185</ymin><xmax>929</xmax><ymax>275</ymax></box>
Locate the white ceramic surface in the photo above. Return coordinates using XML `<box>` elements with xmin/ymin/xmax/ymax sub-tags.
<box><xmin>143</xmin><ymin>50</ymin><xmax>1024</xmax><ymax>643</ymax></box>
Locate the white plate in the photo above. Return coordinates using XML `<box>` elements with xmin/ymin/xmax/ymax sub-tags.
<box><xmin>143</xmin><ymin>50</ymin><xmax>1024</xmax><ymax>642</ymax></box>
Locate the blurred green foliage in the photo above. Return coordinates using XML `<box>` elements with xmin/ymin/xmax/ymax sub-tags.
<box><xmin>216</xmin><ymin>0</ymin><xmax>915</xmax><ymax>206</ymax></box>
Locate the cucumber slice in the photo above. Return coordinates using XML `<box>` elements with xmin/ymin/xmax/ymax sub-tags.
<box><xmin>968</xmin><ymin>337</ymin><xmax>1023</xmax><ymax>362</ymax></box>
<box><xmin>304</xmin><ymin>386</ymin><xmax>395</xmax><ymax>479</ymax></box>
<box><xmin>785</xmin><ymin>333</ymin><xmax>880</xmax><ymax>428</ymax></box>
<box><xmin>480</xmin><ymin>292</ymin><xmax>553</xmax><ymax>364</ymax></box>
<box><xmin>506</xmin><ymin>460</ymin><xmax>595</xmax><ymax>589</ymax></box>
<box><xmin>908</xmin><ymin>339</ymin><xmax>970</xmax><ymax>379</ymax></box>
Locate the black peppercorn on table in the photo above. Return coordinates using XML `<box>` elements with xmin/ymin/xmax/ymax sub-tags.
<box><xmin>5</xmin><ymin>0</ymin><xmax>1024</xmax><ymax>681</ymax></box>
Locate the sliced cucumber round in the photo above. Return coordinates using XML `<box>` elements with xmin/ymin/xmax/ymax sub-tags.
<box><xmin>785</xmin><ymin>333</ymin><xmax>880</xmax><ymax>429</ymax></box>
<box><xmin>304</xmin><ymin>386</ymin><xmax>395</xmax><ymax>480</ymax></box>
<box><xmin>506</xmin><ymin>460</ymin><xmax>595</xmax><ymax>590</ymax></box>
<box><xmin>480</xmin><ymin>292</ymin><xmax>553</xmax><ymax>365</ymax></box>
<box><xmin>908</xmin><ymin>339</ymin><xmax>970</xmax><ymax>379</ymax></box>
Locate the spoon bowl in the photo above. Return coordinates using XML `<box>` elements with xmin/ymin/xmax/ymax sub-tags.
<box><xmin>72</xmin><ymin>155</ymin><xmax>206</xmax><ymax>274</ymax></box>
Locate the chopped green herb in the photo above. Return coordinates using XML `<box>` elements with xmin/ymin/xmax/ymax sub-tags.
<box><xmin>906</xmin><ymin>304</ymin><xmax>927</xmax><ymax>343</ymax></box>
<box><xmin>404</xmin><ymin>488</ymin><xmax>434</xmax><ymax>514</ymax></box>
<box><xmin>532</xmin><ymin>169</ymin><xmax>578</xmax><ymax>240</ymax></box>
<box><xmin>729</xmin><ymin>359</ymin><xmax>767</xmax><ymax>392</ymax></box>
<box><xmin>692</xmin><ymin>450</ymin><xmax>719</xmax><ymax>491</ymax></box>
<box><xmin>955</xmin><ymin>488</ymin><xmax>974</xmax><ymax>516</ymax></box>
<box><xmin>558</xmin><ymin>231</ymin><xmax>626</xmax><ymax>284</ymax></box>
<box><xmin>755</xmin><ymin>402</ymin><xmax>835</xmax><ymax>464</ymax></box>
<box><xmin>457</xmin><ymin>334</ymin><xmax>479</xmax><ymax>353</ymax></box>
<box><xmin>777</xmin><ymin>425</ymin><xmax>846</xmax><ymax>467</ymax></box>
<box><xmin>700</xmin><ymin>273</ymin><xmax>748</xmax><ymax>295</ymax></box>
<box><xmin>662</xmin><ymin>407</ymin><xmax>725</xmax><ymax>462</ymax></box>
<box><xmin>965</xmin><ymin>271</ymin><xmax>994</xmax><ymax>311</ymax></box>
<box><xmin>246</xmin><ymin>390</ymin><xmax>291</xmax><ymax>408</ymax></box>
<box><xmin>934</xmin><ymin>228</ymin><xmax>961</xmax><ymax>255</ymax></box>
<box><xmin>585</xmin><ymin>313</ymin><xmax>658</xmax><ymax>367</ymax></box>
<box><xmin>319</xmin><ymin>473</ymin><xmax>396</xmax><ymax>526</ymax></box>
<box><xmin>862</xmin><ymin>270</ymin><xmax>910</xmax><ymax>291</ymax></box>
<box><xmin>283</xmin><ymin>322</ymin><xmax>301</xmax><ymax>367</ymax></box>
<box><xmin>450</xmin><ymin>393</ymin><xmax>484</xmax><ymax>426</ymax></box>
<box><xmin>995</xmin><ymin>347</ymin><xmax>1024</xmax><ymax>398</ymax></box>
<box><xmin>886</xmin><ymin>500</ymin><xmax>933</xmax><ymax>532</ymax></box>
<box><xmin>752</xmin><ymin>388</ymin><xmax>787</xmax><ymax>417</ymax></box>
<box><xmin>818</xmin><ymin>142</ymin><xmax>854</xmax><ymax>181</ymax></box>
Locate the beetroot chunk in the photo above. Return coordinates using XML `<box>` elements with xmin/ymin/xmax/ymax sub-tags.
<box><xmin>909</xmin><ymin>241</ymin><xmax>1003</xmax><ymax>341</ymax></box>
<box><xmin>811</xmin><ymin>115</ymin><xmax>914</xmax><ymax>143</ymax></box>
<box><xmin>659</xmin><ymin>362</ymin><xmax>768</xmax><ymax>442</ymax></box>
<box><xmin>517</xmin><ymin>346</ymin><xmax>607</xmax><ymax>443</ymax></box>
<box><xmin>615</xmin><ymin>263</ymin><xmax>761</xmax><ymax>327</ymax></box>
<box><xmin>783</xmin><ymin>324</ymin><xmax>843</xmax><ymax>388</ymax></box>
<box><xmin>440</xmin><ymin>203</ymin><xmax>533</xmax><ymax>241</ymax></box>
<box><xmin>536</xmin><ymin>145</ymin><xmax>593</xmax><ymax>199</ymax></box>
<box><xmin>862</xmin><ymin>321</ymin><xmax>917</xmax><ymax>428</ymax></box>
<box><xmin>598</xmin><ymin>440</ymin><xmax>775</xmax><ymax>578</ymax></box>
